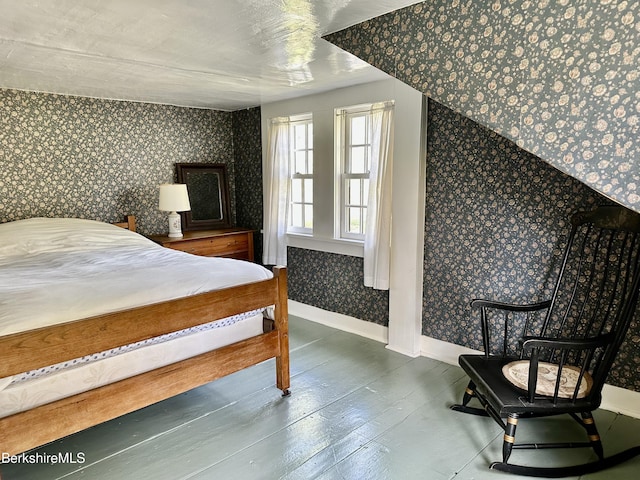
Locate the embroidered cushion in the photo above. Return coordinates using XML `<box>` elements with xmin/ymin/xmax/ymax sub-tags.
<box><xmin>502</xmin><ymin>360</ymin><xmax>593</xmax><ymax>399</ymax></box>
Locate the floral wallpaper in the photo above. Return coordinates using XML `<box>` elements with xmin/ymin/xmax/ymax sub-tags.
<box><xmin>424</xmin><ymin>99</ymin><xmax>640</xmax><ymax>392</ymax></box>
<box><xmin>232</xmin><ymin>107</ymin><xmax>264</xmax><ymax>264</ymax></box>
<box><xmin>287</xmin><ymin>247</ymin><xmax>390</xmax><ymax>326</ymax></box>
<box><xmin>0</xmin><ymin>88</ymin><xmax>235</xmax><ymax>235</ymax></box>
<box><xmin>325</xmin><ymin>0</ymin><xmax>640</xmax><ymax>214</ymax></box>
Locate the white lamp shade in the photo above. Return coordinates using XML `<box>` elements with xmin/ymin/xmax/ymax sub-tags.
<box><xmin>158</xmin><ymin>184</ymin><xmax>191</xmax><ymax>212</ymax></box>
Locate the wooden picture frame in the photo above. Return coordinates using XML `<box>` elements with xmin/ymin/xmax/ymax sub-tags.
<box><xmin>176</xmin><ymin>163</ymin><xmax>232</xmax><ymax>230</ymax></box>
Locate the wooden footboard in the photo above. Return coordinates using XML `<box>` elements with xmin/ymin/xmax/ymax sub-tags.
<box><xmin>0</xmin><ymin>267</ymin><xmax>289</xmax><ymax>456</ymax></box>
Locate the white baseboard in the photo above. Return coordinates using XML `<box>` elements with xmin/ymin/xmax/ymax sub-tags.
<box><xmin>288</xmin><ymin>300</ymin><xmax>388</xmax><ymax>344</ymax></box>
<box><xmin>289</xmin><ymin>301</ymin><xmax>640</xmax><ymax>419</ymax></box>
<box><xmin>601</xmin><ymin>384</ymin><xmax>640</xmax><ymax>419</ymax></box>
<box><xmin>420</xmin><ymin>334</ymin><xmax>483</xmax><ymax>365</ymax></box>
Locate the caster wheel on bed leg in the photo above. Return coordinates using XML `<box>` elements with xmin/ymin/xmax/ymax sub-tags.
<box><xmin>282</xmin><ymin>389</ymin><xmax>291</xmax><ymax>397</ymax></box>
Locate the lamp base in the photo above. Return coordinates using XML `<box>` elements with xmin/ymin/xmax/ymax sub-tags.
<box><xmin>167</xmin><ymin>212</ymin><xmax>183</xmax><ymax>238</ymax></box>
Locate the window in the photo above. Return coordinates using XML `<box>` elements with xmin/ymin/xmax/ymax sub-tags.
<box><xmin>288</xmin><ymin>115</ymin><xmax>313</xmax><ymax>234</ymax></box>
<box><xmin>263</xmin><ymin>86</ymin><xmax>402</xmax><ymax>265</ymax></box>
<box><xmin>337</xmin><ymin>106</ymin><xmax>374</xmax><ymax>240</ymax></box>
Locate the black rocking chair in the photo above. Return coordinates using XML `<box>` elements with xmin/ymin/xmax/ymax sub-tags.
<box><xmin>451</xmin><ymin>205</ymin><xmax>640</xmax><ymax>477</ymax></box>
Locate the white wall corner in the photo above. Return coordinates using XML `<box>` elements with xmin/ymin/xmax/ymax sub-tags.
<box><xmin>385</xmin><ymin>343</ymin><xmax>420</xmax><ymax>358</ymax></box>
<box><xmin>387</xmin><ymin>84</ymin><xmax>426</xmax><ymax>358</ymax></box>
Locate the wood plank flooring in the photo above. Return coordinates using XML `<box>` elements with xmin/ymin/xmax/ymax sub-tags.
<box><xmin>2</xmin><ymin>316</ymin><xmax>640</xmax><ymax>479</ymax></box>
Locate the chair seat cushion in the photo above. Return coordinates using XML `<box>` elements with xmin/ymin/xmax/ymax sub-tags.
<box><xmin>458</xmin><ymin>355</ymin><xmax>599</xmax><ymax>415</ymax></box>
<box><xmin>502</xmin><ymin>360</ymin><xmax>593</xmax><ymax>399</ymax></box>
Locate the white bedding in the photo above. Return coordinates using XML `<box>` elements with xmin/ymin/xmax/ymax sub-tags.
<box><xmin>0</xmin><ymin>217</ymin><xmax>274</xmax><ymax>417</ymax></box>
<box><xmin>0</xmin><ymin>217</ymin><xmax>272</xmax><ymax>336</ymax></box>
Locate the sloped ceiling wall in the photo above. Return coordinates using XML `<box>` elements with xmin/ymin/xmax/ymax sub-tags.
<box><xmin>325</xmin><ymin>0</ymin><xmax>639</xmax><ymax>213</ymax></box>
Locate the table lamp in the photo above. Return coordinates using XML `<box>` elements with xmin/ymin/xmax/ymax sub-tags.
<box><xmin>158</xmin><ymin>183</ymin><xmax>191</xmax><ymax>237</ymax></box>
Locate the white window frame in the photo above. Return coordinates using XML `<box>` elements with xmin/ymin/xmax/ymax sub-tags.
<box><xmin>287</xmin><ymin>114</ymin><xmax>313</xmax><ymax>235</ymax></box>
<box><xmin>336</xmin><ymin>105</ymin><xmax>374</xmax><ymax>242</ymax></box>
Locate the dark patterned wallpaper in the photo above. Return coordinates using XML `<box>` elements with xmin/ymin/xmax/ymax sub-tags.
<box><xmin>288</xmin><ymin>247</ymin><xmax>390</xmax><ymax>327</ymax></box>
<box><xmin>325</xmin><ymin>0</ymin><xmax>640</xmax><ymax>215</ymax></box>
<box><xmin>0</xmin><ymin>88</ymin><xmax>235</xmax><ymax>235</ymax></box>
<box><xmin>424</xmin><ymin>99</ymin><xmax>638</xmax><ymax>391</ymax></box>
<box><xmin>232</xmin><ymin>107</ymin><xmax>264</xmax><ymax>263</ymax></box>
<box><xmin>424</xmin><ymin>98</ymin><xmax>606</xmax><ymax>336</ymax></box>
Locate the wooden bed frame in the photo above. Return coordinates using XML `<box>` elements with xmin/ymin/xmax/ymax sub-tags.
<box><xmin>0</xmin><ymin>215</ymin><xmax>290</xmax><ymax>457</ymax></box>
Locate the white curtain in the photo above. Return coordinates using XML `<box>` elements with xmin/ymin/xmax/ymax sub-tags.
<box><xmin>364</xmin><ymin>102</ymin><xmax>395</xmax><ymax>290</ymax></box>
<box><xmin>263</xmin><ymin>117</ymin><xmax>291</xmax><ymax>266</ymax></box>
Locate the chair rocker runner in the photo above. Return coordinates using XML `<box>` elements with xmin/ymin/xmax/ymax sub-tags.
<box><xmin>451</xmin><ymin>205</ymin><xmax>640</xmax><ymax>477</ymax></box>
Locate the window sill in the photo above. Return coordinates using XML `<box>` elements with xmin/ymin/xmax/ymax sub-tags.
<box><xmin>287</xmin><ymin>233</ymin><xmax>364</xmax><ymax>258</ymax></box>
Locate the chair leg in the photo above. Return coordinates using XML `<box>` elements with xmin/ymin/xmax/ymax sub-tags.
<box><xmin>461</xmin><ymin>381</ymin><xmax>475</xmax><ymax>406</ymax></box>
<box><xmin>491</xmin><ymin>411</ymin><xmax>640</xmax><ymax>477</ymax></box>
<box><xmin>581</xmin><ymin>412</ymin><xmax>604</xmax><ymax>460</ymax></box>
<box><xmin>450</xmin><ymin>380</ymin><xmax>490</xmax><ymax>416</ymax></box>
<box><xmin>502</xmin><ymin>414</ymin><xmax>518</xmax><ymax>464</ymax></box>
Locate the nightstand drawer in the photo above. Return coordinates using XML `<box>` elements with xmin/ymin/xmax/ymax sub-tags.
<box><xmin>148</xmin><ymin>228</ymin><xmax>255</xmax><ymax>261</ymax></box>
<box><xmin>169</xmin><ymin>234</ymin><xmax>249</xmax><ymax>258</ymax></box>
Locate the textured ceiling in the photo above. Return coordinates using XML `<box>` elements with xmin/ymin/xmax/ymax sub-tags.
<box><xmin>0</xmin><ymin>0</ymin><xmax>419</xmax><ymax>111</ymax></box>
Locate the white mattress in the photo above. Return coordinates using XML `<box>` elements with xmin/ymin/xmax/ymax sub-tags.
<box><xmin>0</xmin><ymin>217</ymin><xmax>273</xmax><ymax>336</ymax></box>
<box><xmin>0</xmin><ymin>311</ymin><xmax>264</xmax><ymax>418</ymax></box>
<box><xmin>0</xmin><ymin>217</ymin><xmax>274</xmax><ymax>418</ymax></box>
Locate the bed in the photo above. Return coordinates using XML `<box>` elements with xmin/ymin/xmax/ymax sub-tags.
<box><xmin>0</xmin><ymin>215</ymin><xmax>289</xmax><ymax>457</ymax></box>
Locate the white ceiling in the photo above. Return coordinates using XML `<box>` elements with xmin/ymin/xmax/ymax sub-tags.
<box><xmin>0</xmin><ymin>0</ymin><xmax>418</xmax><ymax>111</ymax></box>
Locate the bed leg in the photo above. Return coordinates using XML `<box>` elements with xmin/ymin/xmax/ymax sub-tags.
<box><xmin>273</xmin><ymin>267</ymin><xmax>291</xmax><ymax>396</ymax></box>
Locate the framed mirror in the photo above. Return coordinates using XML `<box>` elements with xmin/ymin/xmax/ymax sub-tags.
<box><xmin>176</xmin><ymin>163</ymin><xmax>231</xmax><ymax>230</ymax></box>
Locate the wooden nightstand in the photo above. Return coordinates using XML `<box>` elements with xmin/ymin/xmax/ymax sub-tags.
<box><xmin>149</xmin><ymin>228</ymin><xmax>255</xmax><ymax>261</ymax></box>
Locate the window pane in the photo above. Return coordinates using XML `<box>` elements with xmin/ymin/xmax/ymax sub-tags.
<box><xmin>304</xmin><ymin>205</ymin><xmax>313</xmax><ymax>229</ymax></box>
<box><xmin>350</xmin><ymin>115</ymin><xmax>366</xmax><ymax>145</ymax></box>
<box><xmin>286</xmin><ymin>117</ymin><xmax>312</xmax><ymax>234</ymax></box>
<box><xmin>304</xmin><ymin>179</ymin><xmax>313</xmax><ymax>203</ymax></box>
<box><xmin>362</xmin><ymin>179</ymin><xmax>369</xmax><ymax>205</ymax></box>
<box><xmin>294</xmin><ymin>124</ymin><xmax>307</xmax><ymax>149</ymax></box>
<box><xmin>295</xmin><ymin>151</ymin><xmax>307</xmax><ymax>174</ymax></box>
<box><xmin>349</xmin><ymin>179</ymin><xmax>361</xmax><ymax>205</ymax></box>
<box><xmin>365</xmin><ymin>145</ymin><xmax>372</xmax><ymax>172</ymax></box>
<box><xmin>350</xmin><ymin>146</ymin><xmax>366</xmax><ymax>173</ymax></box>
<box><xmin>361</xmin><ymin>206</ymin><xmax>367</xmax><ymax>233</ymax></box>
<box><xmin>291</xmin><ymin>178</ymin><xmax>302</xmax><ymax>202</ymax></box>
<box><xmin>291</xmin><ymin>204</ymin><xmax>302</xmax><ymax>227</ymax></box>
<box><xmin>348</xmin><ymin>207</ymin><xmax>361</xmax><ymax>234</ymax></box>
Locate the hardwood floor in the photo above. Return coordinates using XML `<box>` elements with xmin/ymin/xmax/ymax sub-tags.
<box><xmin>2</xmin><ymin>316</ymin><xmax>640</xmax><ymax>479</ymax></box>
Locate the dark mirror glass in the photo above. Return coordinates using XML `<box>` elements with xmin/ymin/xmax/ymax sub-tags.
<box><xmin>176</xmin><ymin>163</ymin><xmax>231</xmax><ymax>230</ymax></box>
<box><xmin>186</xmin><ymin>170</ymin><xmax>222</xmax><ymax>221</ymax></box>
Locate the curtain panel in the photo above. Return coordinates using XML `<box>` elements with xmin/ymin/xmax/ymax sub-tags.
<box><xmin>263</xmin><ymin>117</ymin><xmax>291</xmax><ymax>266</ymax></box>
<box><xmin>364</xmin><ymin>101</ymin><xmax>395</xmax><ymax>290</ymax></box>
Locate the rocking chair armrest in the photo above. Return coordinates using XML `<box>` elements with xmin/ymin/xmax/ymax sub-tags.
<box><xmin>472</xmin><ymin>299</ymin><xmax>552</xmax><ymax>358</ymax></box>
<box><xmin>471</xmin><ymin>299</ymin><xmax>552</xmax><ymax>312</ymax></box>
